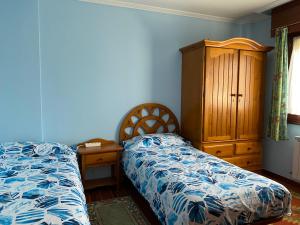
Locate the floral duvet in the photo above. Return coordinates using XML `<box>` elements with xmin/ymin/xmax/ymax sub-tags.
<box><xmin>0</xmin><ymin>142</ymin><xmax>90</xmax><ymax>225</ymax></box>
<box><xmin>122</xmin><ymin>134</ymin><xmax>292</xmax><ymax>225</ymax></box>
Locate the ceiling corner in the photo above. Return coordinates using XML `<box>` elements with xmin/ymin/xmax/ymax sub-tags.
<box><xmin>255</xmin><ymin>0</ymin><xmax>292</xmax><ymax>13</ymax></box>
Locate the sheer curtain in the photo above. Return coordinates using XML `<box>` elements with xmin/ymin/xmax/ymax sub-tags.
<box><xmin>289</xmin><ymin>37</ymin><xmax>300</xmax><ymax>115</ymax></box>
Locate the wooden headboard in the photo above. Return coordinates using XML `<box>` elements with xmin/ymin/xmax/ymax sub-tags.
<box><xmin>119</xmin><ymin>103</ymin><xmax>179</xmax><ymax>142</ymax></box>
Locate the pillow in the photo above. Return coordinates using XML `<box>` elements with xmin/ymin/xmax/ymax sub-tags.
<box><xmin>123</xmin><ymin>133</ymin><xmax>188</xmax><ymax>150</ymax></box>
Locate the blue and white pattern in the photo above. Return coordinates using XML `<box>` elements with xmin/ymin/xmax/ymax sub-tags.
<box><xmin>123</xmin><ymin>133</ymin><xmax>189</xmax><ymax>150</ymax></box>
<box><xmin>122</xmin><ymin>134</ymin><xmax>292</xmax><ymax>225</ymax></box>
<box><xmin>0</xmin><ymin>142</ymin><xmax>90</xmax><ymax>225</ymax></box>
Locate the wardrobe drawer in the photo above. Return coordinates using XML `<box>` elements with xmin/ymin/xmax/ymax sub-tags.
<box><xmin>235</xmin><ymin>142</ymin><xmax>261</xmax><ymax>155</ymax></box>
<box><xmin>202</xmin><ymin>144</ymin><xmax>234</xmax><ymax>157</ymax></box>
<box><xmin>85</xmin><ymin>152</ymin><xmax>117</xmax><ymax>165</ymax></box>
<box><xmin>224</xmin><ymin>155</ymin><xmax>261</xmax><ymax>168</ymax></box>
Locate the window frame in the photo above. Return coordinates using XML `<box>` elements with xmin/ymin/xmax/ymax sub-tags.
<box><xmin>287</xmin><ymin>114</ymin><xmax>300</xmax><ymax>125</ymax></box>
<box><xmin>287</xmin><ymin>33</ymin><xmax>300</xmax><ymax>125</ymax></box>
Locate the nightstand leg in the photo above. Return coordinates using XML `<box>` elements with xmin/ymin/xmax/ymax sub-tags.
<box><xmin>81</xmin><ymin>157</ymin><xmax>87</xmax><ymax>189</ymax></box>
<box><xmin>116</xmin><ymin>153</ymin><xmax>120</xmax><ymax>193</ymax></box>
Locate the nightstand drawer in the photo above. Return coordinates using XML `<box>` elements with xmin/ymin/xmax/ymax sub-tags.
<box><xmin>85</xmin><ymin>152</ymin><xmax>117</xmax><ymax>165</ymax></box>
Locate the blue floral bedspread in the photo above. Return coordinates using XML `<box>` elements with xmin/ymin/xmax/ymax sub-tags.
<box><xmin>0</xmin><ymin>142</ymin><xmax>90</xmax><ymax>225</ymax></box>
<box><xmin>122</xmin><ymin>134</ymin><xmax>292</xmax><ymax>225</ymax></box>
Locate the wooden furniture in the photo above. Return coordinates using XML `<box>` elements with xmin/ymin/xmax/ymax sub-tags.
<box><xmin>119</xmin><ymin>103</ymin><xmax>179</xmax><ymax>141</ymax></box>
<box><xmin>180</xmin><ymin>38</ymin><xmax>273</xmax><ymax>171</ymax></box>
<box><xmin>78</xmin><ymin>138</ymin><xmax>123</xmax><ymax>190</ymax></box>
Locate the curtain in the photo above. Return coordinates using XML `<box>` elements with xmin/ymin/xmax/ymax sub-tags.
<box><xmin>288</xmin><ymin>36</ymin><xmax>300</xmax><ymax>115</ymax></box>
<box><xmin>267</xmin><ymin>27</ymin><xmax>289</xmax><ymax>141</ymax></box>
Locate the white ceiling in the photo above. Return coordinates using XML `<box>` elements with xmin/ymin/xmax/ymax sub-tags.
<box><xmin>119</xmin><ymin>0</ymin><xmax>292</xmax><ymax>18</ymax></box>
<box><xmin>83</xmin><ymin>0</ymin><xmax>291</xmax><ymax>20</ymax></box>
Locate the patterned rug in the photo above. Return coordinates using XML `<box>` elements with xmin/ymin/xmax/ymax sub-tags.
<box><xmin>88</xmin><ymin>196</ymin><xmax>151</xmax><ymax>225</ymax></box>
<box><xmin>273</xmin><ymin>192</ymin><xmax>300</xmax><ymax>225</ymax></box>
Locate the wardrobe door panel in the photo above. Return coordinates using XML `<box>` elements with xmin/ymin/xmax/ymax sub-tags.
<box><xmin>203</xmin><ymin>47</ymin><xmax>239</xmax><ymax>142</ymax></box>
<box><xmin>237</xmin><ymin>50</ymin><xmax>265</xmax><ymax>140</ymax></box>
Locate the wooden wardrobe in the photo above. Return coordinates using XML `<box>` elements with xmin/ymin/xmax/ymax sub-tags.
<box><xmin>180</xmin><ymin>38</ymin><xmax>273</xmax><ymax>171</ymax></box>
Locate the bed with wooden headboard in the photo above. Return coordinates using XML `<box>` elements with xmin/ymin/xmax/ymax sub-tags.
<box><xmin>120</xmin><ymin>103</ymin><xmax>290</xmax><ymax>225</ymax></box>
<box><xmin>119</xmin><ymin>103</ymin><xmax>180</xmax><ymax>142</ymax></box>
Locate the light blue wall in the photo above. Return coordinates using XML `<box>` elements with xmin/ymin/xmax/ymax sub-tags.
<box><xmin>3</xmin><ymin>0</ymin><xmax>296</xmax><ymax>180</ymax></box>
<box><xmin>0</xmin><ymin>0</ymin><xmax>42</xmax><ymax>142</ymax></box>
<box><xmin>38</xmin><ymin>0</ymin><xmax>240</xmax><ymax>144</ymax></box>
<box><xmin>241</xmin><ymin>18</ymin><xmax>300</xmax><ymax>179</ymax></box>
<box><xmin>0</xmin><ymin>0</ymin><xmax>241</xmax><ymax>145</ymax></box>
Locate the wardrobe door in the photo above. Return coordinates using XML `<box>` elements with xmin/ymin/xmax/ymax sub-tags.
<box><xmin>237</xmin><ymin>50</ymin><xmax>265</xmax><ymax>140</ymax></box>
<box><xmin>203</xmin><ymin>47</ymin><xmax>239</xmax><ymax>142</ymax></box>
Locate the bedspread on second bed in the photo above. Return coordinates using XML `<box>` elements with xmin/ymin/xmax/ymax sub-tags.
<box><xmin>0</xmin><ymin>142</ymin><xmax>90</xmax><ymax>225</ymax></box>
<box><xmin>122</xmin><ymin>135</ymin><xmax>292</xmax><ymax>225</ymax></box>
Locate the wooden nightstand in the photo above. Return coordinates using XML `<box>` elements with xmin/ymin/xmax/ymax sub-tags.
<box><xmin>77</xmin><ymin>138</ymin><xmax>123</xmax><ymax>190</ymax></box>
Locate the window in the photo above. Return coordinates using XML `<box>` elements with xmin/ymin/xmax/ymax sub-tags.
<box><xmin>288</xmin><ymin>36</ymin><xmax>300</xmax><ymax>124</ymax></box>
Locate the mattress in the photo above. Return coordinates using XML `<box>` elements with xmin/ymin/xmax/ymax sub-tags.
<box><xmin>122</xmin><ymin>133</ymin><xmax>292</xmax><ymax>225</ymax></box>
<box><xmin>0</xmin><ymin>142</ymin><xmax>90</xmax><ymax>225</ymax></box>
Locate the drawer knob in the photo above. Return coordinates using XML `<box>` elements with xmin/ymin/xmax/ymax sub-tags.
<box><xmin>247</xmin><ymin>147</ymin><xmax>252</xmax><ymax>151</ymax></box>
<box><xmin>216</xmin><ymin>150</ymin><xmax>221</xmax><ymax>155</ymax></box>
<box><xmin>97</xmin><ymin>158</ymin><xmax>103</xmax><ymax>161</ymax></box>
<box><xmin>247</xmin><ymin>161</ymin><xmax>251</xmax><ymax>165</ymax></box>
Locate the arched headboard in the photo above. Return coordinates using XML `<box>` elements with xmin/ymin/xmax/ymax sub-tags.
<box><xmin>119</xmin><ymin>103</ymin><xmax>180</xmax><ymax>142</ymax></box>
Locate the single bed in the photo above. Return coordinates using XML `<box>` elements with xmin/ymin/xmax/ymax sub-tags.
<box><xmin>120</xmin><ymin>103</ymin><xmax>292</xmax><ymax>225</ymax></box>
<box><xmin>0</xmin><ymin>141</ymin><xmax>90</xmax><ymax>225</ymax></box>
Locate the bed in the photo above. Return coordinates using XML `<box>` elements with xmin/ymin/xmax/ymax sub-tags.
<box><xmin>0</xmin><ymin>141</ymin><xmax>90</xmax><ymax>225</ymax></box>
<box><xmin>120</xmin><ymin>103</ymin><xmax>292</xmax><ymax>225</ymax></box>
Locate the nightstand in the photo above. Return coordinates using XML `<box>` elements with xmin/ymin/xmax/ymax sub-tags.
<box><xmin>77</xmin><ymin>138</ymin><xmax>123</xmax><ymax>190</ymax></box>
